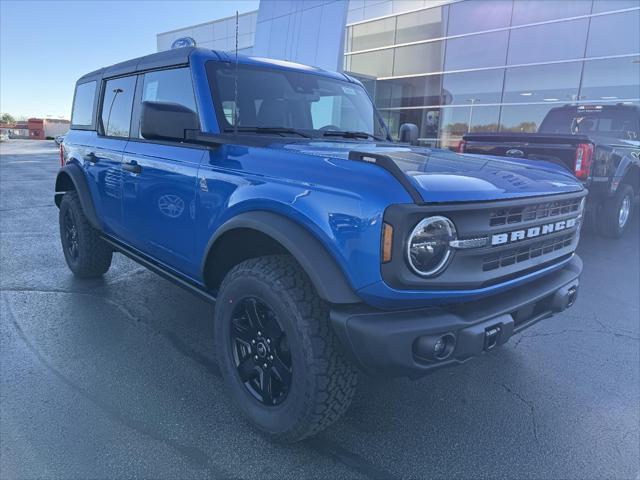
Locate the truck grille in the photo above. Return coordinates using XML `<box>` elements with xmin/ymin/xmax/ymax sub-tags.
<box><xmin>489</xmin><ymin>197</ymin><xmax>582</xmax><ymax>227</ymax></box>
<box><xmin>482</xmin><ymin>232</ymin><xmax>575</xmax><ymax>272</ymax></box>
<box><xmin>381</xmin><ymin>191</ymin><xmax>585</xmax><ymax>291</ymax></box>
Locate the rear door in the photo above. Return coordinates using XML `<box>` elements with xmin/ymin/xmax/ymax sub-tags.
<box><xmin>85</xmin><ymin>75</ymin><xmax>137</xmax><ymax>237</ymax></box>
<box><xmin>121</xmin><ymin>67</ymin><xmax>204</xmax><ymax>277</ymax></box>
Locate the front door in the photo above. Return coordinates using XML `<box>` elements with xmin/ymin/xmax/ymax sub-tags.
<box><xmin>120</xmin><ymin>67</ymin><xmax>204</xmax><ymax>277</ymax></box>
<box><xmin>121</xmin><ymin>142</ymin><xmax>204</xmax><ymax>276</ymax></box>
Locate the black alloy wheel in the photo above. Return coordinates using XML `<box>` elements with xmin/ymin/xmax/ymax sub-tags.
<box><xmin>230</xmin><ymin>297</ymin><xmax>292</xmax><ymax>406</ymax></box>
<box><xmin>63</xmin><ymin>208</ymin><xmax>80</xmax><ymax>260</ymax></box>
<box><xmin>58</xmin><ymin>191</ymin><xmax>113</xmax><ymax>278</ymax></box>
<box><xmin>215</xmin><ymin>255</ymin><xmax>358</xmax><ymax>442</ymax></box>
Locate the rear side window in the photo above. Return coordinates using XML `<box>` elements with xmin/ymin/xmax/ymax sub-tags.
<box><xmin>539</xmin><ymin>107</ymin><xmax>640</xmax><ymax>140</ymax></box>
<box><xmin>71</xmin><ymin>81</ymin><xmax>97</xmax><ymax>128</ymax></box>
<box><xmin>101</xmin><ymin>76</ymin><xmax>137</xmax><ymax>138</ymax></box>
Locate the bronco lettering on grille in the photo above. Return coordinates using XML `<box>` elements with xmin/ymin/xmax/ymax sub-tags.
<box><xmin>491</xmin><ymin>218</ymin><xmax>578</xmax><ymax>246</ymax></box>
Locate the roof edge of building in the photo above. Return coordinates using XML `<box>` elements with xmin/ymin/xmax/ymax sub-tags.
<box><xmin>156</xmin><ymin>9</ymin><xmax>258</xmax><ymax>38</ymax></box>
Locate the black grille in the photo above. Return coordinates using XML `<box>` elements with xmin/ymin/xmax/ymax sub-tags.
<box><xmin>489</xmin><ymin>197</ymin><xmax>582</xmax><ymax>227</ymax></box>
<box><xmin>482</xmin><ymin>233</ymin><xmax>575</xmax><ymax>272</ymax></box>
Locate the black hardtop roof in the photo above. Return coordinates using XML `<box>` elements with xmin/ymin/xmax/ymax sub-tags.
<box><xmin>76</xmin><ymin>47</ymin><xmax>350</xmax><ymax>86</ymax></box>
<box><xmin>77</xmin><ymin>47</ymin><xmax>221</xmax><ymax>84</ymax></box>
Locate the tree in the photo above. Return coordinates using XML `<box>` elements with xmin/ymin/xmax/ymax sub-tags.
<box><xmin>1</xmin><ymin>113</ymin><xmax>16</xmax><ymax>124</ymax></box>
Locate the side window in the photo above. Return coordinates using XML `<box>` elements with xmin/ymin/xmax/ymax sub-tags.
<box><xmin>71</xmin><ymin>81</ymin><xmax>97</xmax><ymax>128</ymax></box>
<box><xmin>142</xmin><ymin>68</ymin><xmax>197</xmax><ymax>110</ymax></box>
<box><xmin>139</xmin><ymin>68</ymin><xmax>198</xmax><ymax>138</ymax></box>
<box><xmin>101</xmin><ymin>76</ymin><xmax>136</xmax><ymax>138</ymax></box>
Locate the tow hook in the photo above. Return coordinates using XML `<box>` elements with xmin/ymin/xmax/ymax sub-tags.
<box><xmin>567</xmin><ymin>286</ymin><xmax>578</xmax><ymax>308</ymax></box>
<box><xmin>484</xmin><ymin>325</ymin><xmax>501</xmax><ymax>351</ymax></box>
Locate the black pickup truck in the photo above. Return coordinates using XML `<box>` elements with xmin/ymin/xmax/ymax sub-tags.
<box><xmin>460</xmin><ymin>104</ymin><xmax>640</xmax><ymax>238</ymax></box>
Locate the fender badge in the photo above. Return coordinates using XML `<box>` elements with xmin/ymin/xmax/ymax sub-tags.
<box><xmin>199</xmin><ymin>177</ymin><xmax>208</xmax><ymax>192</ymax></box>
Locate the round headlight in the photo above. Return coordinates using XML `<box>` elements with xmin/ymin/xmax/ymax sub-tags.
<box><xmin>407</xmin><ymin>216</ymin><xmax>456</xmax><ymax>277</ymax></box>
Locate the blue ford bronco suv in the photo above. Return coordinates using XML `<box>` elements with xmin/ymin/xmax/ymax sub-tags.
<box><xmin>57</xmin><ymin>48</ymin><xmax>586</xmax><ymax>442</ymax></box>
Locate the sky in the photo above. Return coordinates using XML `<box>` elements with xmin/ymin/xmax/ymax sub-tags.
<box><xmin>0</xmin><ymin>0</ymin><xmax>259</xmax><ymax>119</ymax></box>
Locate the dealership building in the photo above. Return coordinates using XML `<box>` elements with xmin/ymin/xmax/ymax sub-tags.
<box><xmin>157</xmin><ymin>0</ymin><xmax>640</xmax><ymax>148</ymax></box>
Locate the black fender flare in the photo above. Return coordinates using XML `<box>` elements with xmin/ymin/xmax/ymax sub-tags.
<box><xmin>615</xmin><ymin>151</ymin><xmax>640</xmax><ymax>189</ymax></box>
<box><xmin>54</xmin><ymin>163</ymin><xmax>102</xmax><ymax>230</ymax></box>
<box><xmin>202</xmin><ymin>211</ymin><xmax>362</xmax><ymax>304</ymax></box>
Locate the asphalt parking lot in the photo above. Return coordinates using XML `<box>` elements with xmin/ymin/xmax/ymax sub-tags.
<box><xmin>1</xmin><ymin>139</ymin><xmax>638</xmax><ymax>479</ymax></box>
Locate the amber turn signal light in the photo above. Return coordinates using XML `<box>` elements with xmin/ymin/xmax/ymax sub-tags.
<box><xmin>382</xmin><ymin>223</ymin><xmax>393</xmax><ymax>263</ymax></box>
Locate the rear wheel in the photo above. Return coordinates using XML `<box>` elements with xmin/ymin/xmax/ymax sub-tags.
<box><xmin>598</xmin><ymin>184</ymin><xmax>634</xmax><ymax>238</ymax></box>
<box><xmin>214</xmin><ymin>255</ymin><xmax>358</xmax><ymax>442</ymax></box>
<box><xmin>59</xmin><ymin>191</ymin><xmax>113</xmax><ymax>277</ymax></box>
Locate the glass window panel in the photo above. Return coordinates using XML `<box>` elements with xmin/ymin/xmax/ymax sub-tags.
<box><xmin>580</xmin><ymin>56</ymin><xmax>640</xmax><ymax>101</ymax></box>
<box><xmin>439</xmin><ymin>105</ymin><xmax>501</xmax><ymax>150</ymax></box>
<box><xmin>511</xmin><ymin>0</ymin><xmax>592</xmax><ymax>26</ymax></box>
<box><xmin>447</xmin><ymin>0</ymin><xmax>513</xmax><ymax>36</ymax></box>
<box><xmin>395</xmin><ymin>6</ymin><xmax>447</xmax><ymax>44</ymax></box>
<box><xmin>592</xmin><ymin>0</ymin><xmax>640</xmax><ymax>13</ymax></box>
<box><xmin>508</xmin><ymin>18</ymin><xmax>589</xmax><ymax>64</ymax></box>
<box><xmin>142</xmin><ymin>68</ymin><xmax>197</xmax><ymax>112</ymax></box>
<box><xmin>383</xmin><ymin>75</ymin><xmax>443</xmax><ymax>107</ymax></box>
<box><xmin>71</xmin><ymin>81</ymin><xmax>96</xmax><ymax>127</ymax></box>
<box><xmin>586</xmin><ymin>10</ymin><xmax>640</xmax><ymax>57</ymax></box>
<box><xmin>375</xmin><ymin>80</ymin><xmax>393</xmax><ymax>109</ymax></box>
<box><xmin>348</xmin><ymin>49</ymin><xmax>394</xmax><ymax>77</ymax></box>
<box><xmin>502</xmin><ymin>62</ymin><xmax>582</xmax><ymax>103</ymax></box>
<box><xmin>499</xmin><ymin>104</ymin><xmax>556</xmax><ymax>133</ymax></box>
<box><xmin>444</xmin><ymin>30</ymin><xmax>508</xmax><ymax>70</ymax></box>
<box><xmin>101</xmin><ymin>76</ymin><xmax>136</xmax><ymax>138</ymax></box>
<box><xmin>380</xmin><ymin>108</ymin><xmax>442</xmax><ymax>146</ymax></box>
<box><xmin>538</xmin><ymin>104</ymin><xmax>640</xmax><ymax>139</ymax></box>
<box><xmin>441</xmin><ymin>69</ymin><xmax>505</xmax><ymax>105</ymax></box>
<box><xmin>393</xmin><ymin>41</ymin><xmax>445</xmax><ymax>76</ymax></box>
<box><xmin>351</xmin><ymin>17</ymin><xmax>396</xmax><ymax>51</ymax></box>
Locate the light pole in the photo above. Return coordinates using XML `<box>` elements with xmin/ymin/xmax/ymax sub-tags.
<box><xmin>467</xmin><ymin>98</ymin><xmax>479</xmax><ymax>133</ymax></box>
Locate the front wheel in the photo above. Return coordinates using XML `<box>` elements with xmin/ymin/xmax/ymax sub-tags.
<box><xmin>598</xmin><ymin>184</ymin><xmax>634</xmax><ymax>238</ymax></box>
<box><xmin>214</xmin><ymin>255</ymin><xmax>358</xmax><ymax>442</ymax></box>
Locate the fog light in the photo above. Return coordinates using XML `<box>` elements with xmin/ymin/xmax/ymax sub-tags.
<box><xmin>413</xmin><ymin>333</ymin><xmax>456</xmax><ymax>362</ymax></box>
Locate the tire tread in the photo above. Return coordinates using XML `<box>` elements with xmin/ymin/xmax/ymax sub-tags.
<box><xmin>218</xmin><ymin>254</ymin><xmax>358</xmax><ymax>442</ymax></box>
<box><xmin>59</xmin><ymin>191</ymin><xmax>112</xmax><ymax>277</ymax></box>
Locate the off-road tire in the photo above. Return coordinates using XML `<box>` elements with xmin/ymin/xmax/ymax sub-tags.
<box><xmin>598</xmin><ymin>184</ymin><xmax>634</xmax><ymax>238</ymax></box>
<box><xmin>214</xmin><ymin>254</ymin><xmax>358</xmax><ymax>442</ymax></box>
<box><xmin>59</xmin><ymin>191</ymin><xmax>113</xmax><ymax>277</ymax></box>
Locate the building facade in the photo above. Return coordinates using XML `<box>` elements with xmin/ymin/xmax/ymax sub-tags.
<box><xmin>158</xmin><ymin>0</ymin><xmax>640</xmax><ymax>148</ymax></box>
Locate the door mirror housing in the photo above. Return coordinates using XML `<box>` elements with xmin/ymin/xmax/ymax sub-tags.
<box><xmin>140</xmin><ymin>101</ymin><xmax>199</xmax><ymax>141</ymax></box>
<box><xmin>399</xmin><ymin>123</ymin><xmax>419</xmax><ymax>146</ymax></box>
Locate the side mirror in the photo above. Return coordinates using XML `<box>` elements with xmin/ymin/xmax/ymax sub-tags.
<box><xmin>140</xmin><ymin>101</ymin><xmax>199</xmax><ymax>141</ymax></box>
<box><xmin>399</xmin><ymin>123</ymin><xmax>419</xmax><ymax>146</ymax></box>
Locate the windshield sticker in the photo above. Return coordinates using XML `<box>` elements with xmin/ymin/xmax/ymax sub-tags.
<box><xmin>342</xmin><ymin>86</ymin><xmax>356</xmax><ymax>95</ymax></box>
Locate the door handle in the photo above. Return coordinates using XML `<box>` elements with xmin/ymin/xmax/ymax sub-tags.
<box><xmin>123</xmin><ymin>161</ymin><xmax>142</xmax><ymax>174</ymax></box>
<box><xmin>83</xmin><ymin>152</ymin><xmax>98</xmax><ymax>163</ymax></box>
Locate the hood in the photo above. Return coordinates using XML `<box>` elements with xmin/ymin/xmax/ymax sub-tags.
<box><xmin>281</xmin><ymin>141</ymin><xmax>583</xmax><ymax>203</ymax></box>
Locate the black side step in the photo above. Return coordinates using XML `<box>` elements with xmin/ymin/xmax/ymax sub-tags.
<box><xmin>101</xmin><ymin>236</ymin><xmax>217</xmax><ymax>304</ymax></box>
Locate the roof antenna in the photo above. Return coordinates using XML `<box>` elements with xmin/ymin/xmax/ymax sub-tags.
<box><xmin>233</xmin><ymin>10</ymin><xmax>239</xmax><ymax>136</ymax></box>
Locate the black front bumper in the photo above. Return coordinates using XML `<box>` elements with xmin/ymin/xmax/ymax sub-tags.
<box><xmin>330</xmin><ymin>256</ymin><xmax>582</xmax><ymax>378</ymax></box>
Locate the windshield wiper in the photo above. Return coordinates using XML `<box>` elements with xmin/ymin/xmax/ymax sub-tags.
<box><xmin>224</xmin><ymin>127</ymin><xmax>312</xmax><ymax>138</ymax></box>
<box><xmin>322</xmin><ymin>130</ymin><xmax>385</xmax><ymax>141</ymax></box>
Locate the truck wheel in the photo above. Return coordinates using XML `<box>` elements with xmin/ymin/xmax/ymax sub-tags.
<box><xmin>59</xmin><ymin>191</ymin><xmax>113</xmax><ymax>277</ymax></box>
<box><xmin>598</xmin><ymin>184</ymin><xmax>634</xmax><ymax>238</ymax></box>
<box><xmin>214</xmin><ymin>255</ymin><xmax>358</xmax><ymax>442</ymax></box>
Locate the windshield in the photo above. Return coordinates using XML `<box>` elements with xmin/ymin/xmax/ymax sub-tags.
<box><xmin>538</xmin><ymin>106</ymin><xmax>639</xmax><ymax>140</ymax></box>
<box><xmin>206</xmin><ymin>61</ymin><xmax>388</xmax><ymax>139</ymax></box>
